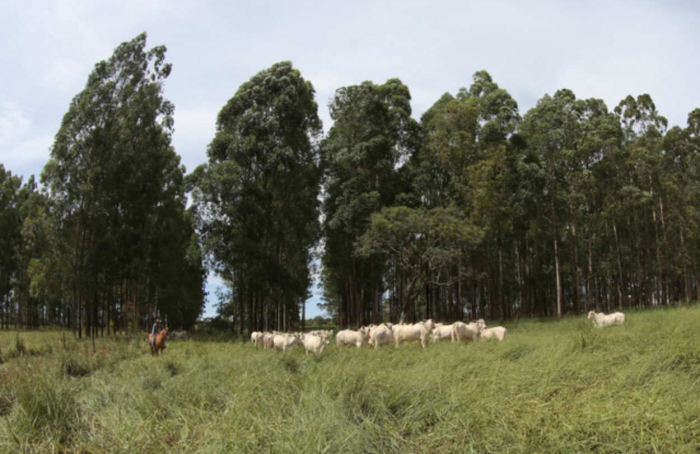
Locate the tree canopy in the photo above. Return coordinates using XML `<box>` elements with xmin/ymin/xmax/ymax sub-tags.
<box><xmin>2</xmin><ymin>38</ymin><xmax>700</xmax><ymax>335</ymax></box>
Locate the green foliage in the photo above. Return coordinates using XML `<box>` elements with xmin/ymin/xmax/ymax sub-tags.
<box><xmin>358</xmin><ymin>206</ymin><xmax>482</xmax><ymax>320</ymax></box>
<box><xmin>191</xmin><ymin>61</ymin><xmax>323</xmax><ymax>333</ymax></box>
<box><xmin>2</xmin><ymin>42</ymin><xmax>700</xmax><ymax>337</ymax></box>
<box><xmin>28</xmin><ymin>32</ymin><xmax>206</xmax><ymax>334</ymax></box>
<box><xmin>321</xmin><ymin>78</ymin><xmax>419</xmax><ymax>325</ymax></box>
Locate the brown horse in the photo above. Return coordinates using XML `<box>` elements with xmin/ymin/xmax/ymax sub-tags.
<box><xmin>148</xmin><ymin>327</ymin><xmax>168</xmax><ymax>355</ymax></box>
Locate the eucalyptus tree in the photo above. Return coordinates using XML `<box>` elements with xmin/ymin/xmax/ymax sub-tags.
<box><xmin>685</xmin><ymin>109</ymin><xmax>700</xmax><ymax>301</ymax></box>
<box><xmin>357</xmin><ymin>206</ymin><xmax>482</xmax><ymax>322</ymax></box>
<box><xmin>23</xmin><ymin>186</ymin><xmax>73</xmax><ymax>327</ymax></box>
<box><xmin>660</xmin><ymin>109</ymin><xmax>700</xmax><ymax>303</ymax></box>
<box><xmin>520</xmin><ymin>89</ymin><xmax>600</xmax><ymax>317</ymax></box>
<box><xmin>321</xmin><ymin>78</ymin><xmax>418</xmax><ymax>326</ymax></box>
<box><xmin>0</xmin><ymin>165</ymin><xmax>23</xmax><ymax>327</ymax></box>
<box><xmin>41</xmin><ymin>33</ymin><xmax>198</xmax><ymax>337</ymax></box>
<box><xmin>411</xmin><ymin>71</ymin><xmax>520</xmax><ymax>320</ymax></box>
<box><xmin>613</xmin><ymin>95</ymin><xmax>669</xmax><ymax>306</ymax></box>
<box><xmin>11</xmin><ymin>176</ymin><xmax>41</xmax><ymax>328</ymax></box>
<box><xmin>569</xmin><ymin>100</ymin><xmax>623</xmax><ymax>311</ymax></box>
<box><xmin>191</xmin><ymin>61</ymin><xmax>322</xmax><ymax>334</ymax></box>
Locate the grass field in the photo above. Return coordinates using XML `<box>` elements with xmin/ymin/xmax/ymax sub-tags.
<box><xmin>2</xmin><ymin>306</ymin><xmax>700</xmax><ymax>453</ymax></box>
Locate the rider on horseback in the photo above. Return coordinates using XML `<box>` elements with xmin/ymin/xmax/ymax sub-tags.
<box><xmin>151</xmin><ymin>317</ymin><xmax>162</xmax><ymax>349</ymax></box>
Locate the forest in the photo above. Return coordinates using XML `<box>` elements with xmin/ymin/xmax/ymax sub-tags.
<box><xmin>2</xmin><ymin>33</ymin><xmax>700</xmax><ymax>337</ymax></box>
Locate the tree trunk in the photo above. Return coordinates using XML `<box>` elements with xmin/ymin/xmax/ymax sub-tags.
<box><xmin>611</xmin><ymin>217</ymin><xmax>626</xmax><ymax>311</ymax></box>
<box><xmin>568</xmin><ymin>206</ymin><xmax>580</xmax><ymax>314</ymax></box>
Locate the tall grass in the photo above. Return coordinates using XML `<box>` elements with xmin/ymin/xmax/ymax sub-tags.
<box><xmin>1</xmin><ymin>306</ymin><xmax>700</xmax><ymax>452</ymax></box>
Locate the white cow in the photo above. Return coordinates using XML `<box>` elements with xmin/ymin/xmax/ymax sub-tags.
<box><xmin>262</xmin><ymin>332</ymin><xmax>276</xmax><ymax>350</ymax></box>
<box><xmin>452</xmin><ymin>320</ymin><xmax>485</xmax><ymax>342</ymax></box>
<box><xmin>301</xmin><ymin>333</ymin><xmax>329</xmax><ymax>355</ymax></box>
<box><xmin>392</xmin><ymin>319</ymin><xmax>435</xmax><ymax>348</ymax></box>
<box><xmin>273</xmin><ymin>333</ymin><xmax>302</xmax><ymax>352</ymax></box>
<box><xmin>431</xmin><ymin>323</ymin><xmax>455</xmax><ymax>343</ymax></box>
<box><xmin>336</xmin><ymin>328</ymin><xmax>370</xmax><ymax>348</ymax></box>
<box><xmin>369</xmin><ymin>324</ymin><xmax>394</xmax><ymax>350</ymax></box>
<box><xmin>251</xmin><ymin>331</ymin><xmax>263</xmax><ymax>348</ymax></box>
<box><xmin>587</xmin><ymin>311</ymin><xmax>625</xmax><ymax>327</ymax></box>
<box><xmin>480</xmin><ymin>326</ymin><xmax>507</xmax><ymax>341</ymax></box>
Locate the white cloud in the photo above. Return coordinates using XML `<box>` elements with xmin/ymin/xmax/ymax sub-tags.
<box><xmin>43</xmin><ymin>58</ymin><xmax>85</xmax><ymax>93</ymax></box>
<box><xmin>0</xmin><ymin>103</ymin><xmax>31</xmax><ymax>148</ymax></box>
<box><xmin>0</xmin><ymin>135</ymin><xmax>53</xmax><ymax>178</ymax></box>
<box><xmin>0</xmin><ymin>103</ymin><xmax>52</xmax><ymax>177</ymax></box>
<box><xmin>172</xmin><ymin>106</ymin><xmax>218</xmax><ymax>173</ymax></box>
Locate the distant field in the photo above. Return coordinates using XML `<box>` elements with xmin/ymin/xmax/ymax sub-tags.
<box><xmin>2</xmin><ymin>306</ymin><xmax>700</xmax><ymax>453</ymax></box>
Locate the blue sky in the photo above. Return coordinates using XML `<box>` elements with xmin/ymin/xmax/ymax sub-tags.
<box><xmin>204</xmin><ymin>269</ymin><xmax>326</xmax><ymax>319</ymax></box>
<box><xmin>2</xmin><ymin>0</ymin><xmax>699</xmax><ymax>319</ymax></box>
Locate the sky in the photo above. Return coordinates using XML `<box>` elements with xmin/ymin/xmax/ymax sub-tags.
<box><xmin>1</xmin><ymin>0</ymin><xmax>699</xmax><ymax>318</ymax></box>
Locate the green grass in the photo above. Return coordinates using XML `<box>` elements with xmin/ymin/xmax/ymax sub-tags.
<box><xmin>1</xmin><ymin>306</ymin><xmax>700</xmax><ymax>453</ymax></box>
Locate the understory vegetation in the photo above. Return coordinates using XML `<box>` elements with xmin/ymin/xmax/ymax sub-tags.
<box><xmin>1</xmin><ymin>305</ymin><xmax>700</xmax><ymax>453</ymax></box>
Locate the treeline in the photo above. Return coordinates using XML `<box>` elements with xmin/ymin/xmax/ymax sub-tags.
<box><xmin>0</xmin><ymin>34</ymin><xmax>206</xmax><ymax>336</ymax></box>
<box><xmin>194</xmin><ymin>58</ymin><xmax>700</xmax><ymax>332</ymax></box>
<box><xmin>3</xmin><ymin>33</ymin><xmax>699</xmax><ymax>336</ymax></box>
<box><xmin>321</xmin><ymin>77</ymin><xmax>700</xmax><ymax>325</ymax></box>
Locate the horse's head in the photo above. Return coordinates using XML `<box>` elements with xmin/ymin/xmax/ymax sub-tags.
<box><xmin>162</xmin><ymin>327</ymin><xmax>169</xmax><ymax>338</ymax></box>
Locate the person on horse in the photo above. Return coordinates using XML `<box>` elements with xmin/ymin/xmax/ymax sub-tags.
<box><xmin>151</xmin><ymin>317</ymin><xmax>162</xmax><ymax>350</ymax></box>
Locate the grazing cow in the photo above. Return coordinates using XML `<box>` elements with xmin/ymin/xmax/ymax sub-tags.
<box><xmin>452</xmin><ymin>320</ymin><xmax>485</xmax><ymax>342</ymax></box>
<box><xmin>251</xmin><ymin>331</ymin><xmax>263</xmax><ymax>348</ymax></box>
<box><xmin>587</xmin><ymin>311</ymin><xmax>625</xmax><ymax>328</ymax></box>
<box><xmin>254</xmin><ymin>332</ymin><xmax>269</xmax><ymax>349</ymax></box>
<box><xmin>480</xmin><ymin>326</ymin><xmax>507</xmax><ymax>341</ymax></box>
<box><xmin>431</xmin><ymin>323</ymin><xmax>455</xmax><ymax>343</ymax></box>
<box><xmin>301</xmin><ymin>333</ymin><xmax>330</xmax><ymax>355</ymax></box>
<box><xmin>263</xmin><ymin>332</ymin><xmax>276</xmax><ymax>350</ymax></box>
<box><xmin>392</xmin><ymin>319</ymin><xmax>435</xmax><ymax>348</ymax></box>
<box><xmin>336</xmin><ymin>328</ymin><xmax>370</xmax><ymax>348</ymax></box>
<box><xmin>273</xmin><ymin>333</ymin><xmax>302</xmax><ymax>352</ymax></box>
<box><xmin>369</xmin><ymin>324</ymin><xmax>394</xmax><ymax>350</ymax></box>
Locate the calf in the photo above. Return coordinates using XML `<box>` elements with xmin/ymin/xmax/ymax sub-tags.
<box><xmin>369</xmin><ymin>324</ymin><xmax>394</xmax><ymax>350</ymax></box>
<box><xmin>336</xmin><ymin>328</ymin><xmax>370</xmax><ymax>348</ymax></box>
<box><xmin>301</xmin><ymin>333</ymin><xmax>329</xmax><ymax>355</ymax></box>
<box><xmin>480</xmin><ymin>326</ymin><xmax>507</xmax><ymax>341</ymax></box>
<box><xmin>431</xmin><ymin>323</ymin><xmax>454</xmax><ymax>343</ymax></box>
<box><xmin>251</xmin><ymin>331</ymin><xmax>263</xmax><ymax>348</ymax></box>
<box><xmin>587</xmin><ymin>311</ymin><xmax>625</xmax><ymax>327</ymax></box>
<box><xmin>392</xmin><ymin>319</ymin><xmax>435</xmax><ymax>348</ymax></box>
<box><xmin>452</xmin><ymin>320</ymin><xmax>485</xmax><ymax>342</ymax></box>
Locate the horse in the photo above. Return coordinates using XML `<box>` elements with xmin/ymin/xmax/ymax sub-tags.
<box><xmin>148</xmin><ymin>327</ymin><xmax>169</xmax><ymax>355</ymax></box>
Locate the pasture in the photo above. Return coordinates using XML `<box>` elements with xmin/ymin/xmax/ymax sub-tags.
<box><xmin>2</xmin><ymin>306</ymin><xmax>700</xmax><ymax>453</ymax></box>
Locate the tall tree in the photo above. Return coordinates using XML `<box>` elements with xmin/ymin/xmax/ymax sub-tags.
<box><xmin>320</xmin><ymin>79</ymin><xmax>418</xmax><ymax>326</ymax></box>
<box><xmin>0</xmin><ymin>165</ymin><xmax>23</xmax><ymax>328</ymax></box>
<box><xmin>191</xmin><ymin>61</ymin><xmax>322</xmax><ymax>334</ymax></box>
<box><xmin>40</xmin><ymin>33</ymin><xmax>203</xmax><ymax>337</ymax></box>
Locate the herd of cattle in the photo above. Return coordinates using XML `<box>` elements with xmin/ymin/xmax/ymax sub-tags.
<box><xmin>249</xmin><ymin>310</ymin><xmax>626</xmax><ymax>355</ymax></box>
